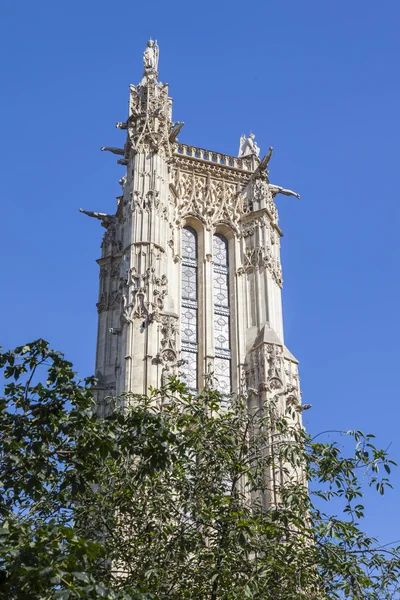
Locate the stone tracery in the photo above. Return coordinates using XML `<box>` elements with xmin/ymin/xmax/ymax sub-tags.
<box><xmin>174</xmin><ymin>168</ymin><xmax>246</xmax><ymax>232</ymax></box>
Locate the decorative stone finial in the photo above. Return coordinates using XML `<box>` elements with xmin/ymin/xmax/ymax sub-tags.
<box><xmin>143</xmin><ymin>39</ymin><xmax>159</xmax><ymax>77</ymax></box>
<box><xmin>238</xmin><ymin>133</ymin><xmax>260</xmax><ymax>158</ymax></box>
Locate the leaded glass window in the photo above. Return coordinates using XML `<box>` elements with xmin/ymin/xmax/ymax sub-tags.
<box><xmin>181</xmin><ymin>227</ymin><xmax>198</xmax><ymax>391</ymax></box>
<box><xmin>213</xmin><ymin>234</ymin><xmax>231</xmax><ymax>393</ymax></box>
<box><xmin>214</xmin><ymin>357</ymin><xmax>231</xmax><ymax>392</ymax></box>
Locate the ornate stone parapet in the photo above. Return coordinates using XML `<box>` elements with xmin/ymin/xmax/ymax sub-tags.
<box><xmin>175</xmin><ymin>143</ymin><xmax>258</xmax><ymax>172</ymax></box>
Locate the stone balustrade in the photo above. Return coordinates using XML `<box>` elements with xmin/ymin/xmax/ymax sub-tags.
<box><xmin>175</xmin><ymin>143</ymin><xmax>256</xmax><ymax>171</ymax></box>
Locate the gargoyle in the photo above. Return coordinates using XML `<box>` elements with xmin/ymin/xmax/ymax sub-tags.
<box><xmin>259</xmin><ymin>146</ymin><xmax>274</xmax><ymax>171</ymax></box>
<box><xmin>100</xmin><ymin>146</ymin><xmax>125</xmax><ymax>156</ymax></box>
<box><xmin>269</xmin><ymin>185</ymin><xmax>300</xmax><ymax>199</ymax></box>
<box><xmin>169</xmin><ymin>121</ymin><xmax>184</xmax><ymax>143</ymax></box>
<box><xmin>79</xmin><ymin>208</ymin><xmax>115</xmax><ymax>228</ymax></box>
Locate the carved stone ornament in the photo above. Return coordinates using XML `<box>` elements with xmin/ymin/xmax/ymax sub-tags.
<box><xmin>237</xmin><ymin>242</ymin><xmax>283</xmax><ymax>287</ymax></box>
<box><xmin>96</xmin><ymin>292</ymin><xmax>108</xmax><ymax>313</ymax></box>
<box><xmin>110</xmin><ymin>262</ymin><xmax>121</xmax><ymax>279</ymax></box>
<box><xmin>122</xmin><ymin>267</ymin><xmax>168</xmax><ymax>323</ymax></box>
<box><xmin>160</xmin><ymin>314</ymin><xmax>178</xmax><ymax>359</ymax></box>
<box><xmin>266</xmin><ymin>343</ymin><xmax>284</xmax><ymax>389</ymax></box>
<box><xmin>152</xmin><ymin>314</ymin><xmax>181</xmax><ymax>385</ymax></box>
<box><xmin>96</xmin><ymin>290</ymin><xmax>122</xmax><ymax>313</ymax></box>
<box><xmin>100</xmin><ymin>264</ymin><xmax>109</xmax><ymax>278</ymax></box>
<box><xmin>101</xmin><ymin>222</ymin><xmax>123</xmax><ymax>255</ymax></box>
<box><xmin>245</xmin><ymin>343</ymin><xmax>289</xmax><ymax>395</ymax></box>
<box><xmin>241</xmin><ymin>221</ymin><xmax>257</xmax><ymax>238</ymax></box>
<box><xmin>108</xmin><ymin>290</ymin><xmax>121</xmax><ymax>310</ymax></box>
<box><xmin>252</xmin><ymin>180</ymin><xmax>278</xmax><ymax>222</ymax></box>
<box><xmin>130</xmin><ymin>189</ymin><xmax>162</xmax><ymax>213</ymax></box>
<box><xmin>174</xmin><ymin>168</ymin><xmax>246</xmax><ymax>232</ymax></box>
<box><xmin>127</xmin><ymin>76</ymin><xmax>172</xmax><ymax>157</ymax></box>
<box><xmin>239</xmin><ymin>365</ymin><xmax>248</xmax><ymax>395</ymax></box>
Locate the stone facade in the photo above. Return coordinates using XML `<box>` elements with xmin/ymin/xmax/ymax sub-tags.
<box><xmin>83</xmin><ymin>41</ymin><xmax>302</xmax><ymax>427</ymax></box>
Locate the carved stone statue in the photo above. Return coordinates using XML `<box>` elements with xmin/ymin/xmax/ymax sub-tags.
<box><xmin>269</xmin><ymin>185</ymin><xmax>300</xmax><ymax>199</ymax></box>
<box><xmin>238</xmin><ymin>133</ymin><xmax>260</xmax><ymax>158</ymax></box>
<box><xmin>143</xmin><ymin>39</ymin><xmax>159</xmax><ymax>74</ymax></box>
<box><xmin>79</xmin><ymin>208</ymin><xmax>115</xmax><ymax>228</ymax></box>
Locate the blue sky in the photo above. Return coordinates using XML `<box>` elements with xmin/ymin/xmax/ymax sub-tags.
<box><xmin>1</xmin><ymin>1</ymin><xmax>400</xmax><ymax>543</ymax></box>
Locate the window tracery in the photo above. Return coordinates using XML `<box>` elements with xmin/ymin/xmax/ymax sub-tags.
<box><xmin>213</xmin><ymin>234</ymin><xmax>231</xmax><ymax>394</ymax></box>
<box><xmin>181</xmin><ymin>227</ymin><xmax>198</xmax><ymax>391</ymax></box>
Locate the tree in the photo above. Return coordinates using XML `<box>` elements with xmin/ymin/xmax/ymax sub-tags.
<box><xmin>1</xmin><ymin>340</ymin><xmax>399</xmax><ymax>599</ymax></box>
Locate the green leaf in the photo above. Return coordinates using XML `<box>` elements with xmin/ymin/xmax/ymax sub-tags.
<box><xmin>54</xmin><ymin>591</ymin><xmax>70</xmax><ymax>600</ymax></box>
<box><xmin>72</xmin><ymin>571</ymin><xmax>90</xmax><ymax>583</ymax></box>
<box><xmin>95</xmin><ymin>584</ymin><xmax>109</xmax><ymax>597</ymax></box>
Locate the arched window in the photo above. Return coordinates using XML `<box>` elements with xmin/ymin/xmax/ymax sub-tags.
<box><xmin>181</xmin><ymin>227</ymin><xmax>198</xmax><ymax>391</ymax></box>
<box><xmin>213</xmin><ymin>234</ymin><xmax>231</xmax><ymax>393</ymax></box>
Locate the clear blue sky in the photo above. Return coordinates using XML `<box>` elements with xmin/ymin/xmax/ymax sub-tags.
<box><xmin>1</xmin><ymin>1</ymin><xmax>399</xmax><ymax>543</ymax></box>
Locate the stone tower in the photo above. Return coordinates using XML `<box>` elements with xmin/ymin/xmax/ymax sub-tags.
<box><xmin>82</xmin><ymin>41</ymin><xmax>302</xmax><ymax>418</ymax></box>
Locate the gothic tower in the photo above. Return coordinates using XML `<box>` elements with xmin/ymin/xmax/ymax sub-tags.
<box><xmin>82</xmin><ymin>41</ymin><xmax>302</xmax><ymax>422</ymax></box>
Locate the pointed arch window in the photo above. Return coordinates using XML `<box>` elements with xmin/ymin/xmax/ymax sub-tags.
<box><xmin>181</xmin><ymin>227</ymin><xmax>198</xmax><ymax>391</ymax></box>
<box><xmin>213</xmin><ymin>234</ymin><xmax>231</xmax><ymax>393</ymax></box>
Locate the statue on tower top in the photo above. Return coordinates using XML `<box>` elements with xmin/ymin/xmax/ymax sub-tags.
<box><xmin>143</xmin><ymin>39</ymin><xmax>159</xmax><ymax>76</ymax></box>
<box><xmin>238</xmin><ymin>133</ymin><xmax>260</xmax><ymax>158</ymax></box>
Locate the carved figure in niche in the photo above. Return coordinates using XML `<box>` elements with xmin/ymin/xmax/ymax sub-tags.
<box><xmin>133</xmin><ymin>288</ymin><xmax>147</xmax><ymax>319</ymax></box>
<box><xmin>238</xmin><ymin>133</ymin><xmax>260</xmax><ymax>158</ymax></box>
<box><xmin>123</xmin><ymin>283</ymin><xmax>148</xmax><ymax>322</ymax></box>
<box><xmin>143</xmin><ymin>39</ymin><xmax>159</xmax><ymax>74</ymax></box>
<box><xmin>160</xmin><ymin>315</ymin><xmax>178</xmax><ymax>353</ymax></box>
<box><xmin>79</xmin><ymin>208</ymin><xmax>114</xmax><ymax>229</ymax></box>
<box><xmin>146</xmin><ymin>190</ymin><xmax>160</xmax><ymax>211</ymax></box>
<box><xmin>267</xmin><ymin>343</ymin><xmax>284</xmax><ymax>385</ymax></box>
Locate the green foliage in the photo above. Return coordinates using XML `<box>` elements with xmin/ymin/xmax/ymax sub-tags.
<box><xmin>0</xmin><ymin>340</ymin><xmax>399</xmax><ymax>599</ymax></box>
